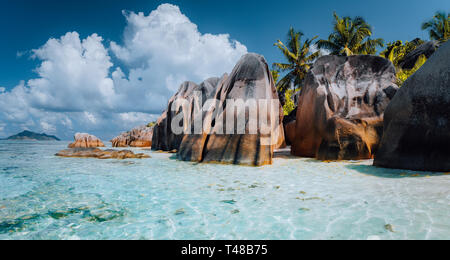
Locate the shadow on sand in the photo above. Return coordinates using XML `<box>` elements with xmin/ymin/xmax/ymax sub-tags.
<box><xmin>345</xmin><ymin>164</ymin><xmax>449</xmax><ymax>179</ymax></box>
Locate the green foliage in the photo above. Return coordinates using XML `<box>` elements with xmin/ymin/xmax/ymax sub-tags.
<box><xmin>380</xmin><ymin>38</ymin><xmax>424</xmax><ymax>66</ymax></box>
<box><xmin>380</xmin><ymin>39</ymin><xmax>427</xmax><ymax>86</ymax></box>
<box><xmin>273</xmin><ymin>27</ymin><xmax>320</xmax><ymax>92</ymax></box>
<box><xmin>147</xmin><ymin>121</ymin><xmax>156</xmax><ymax>128</ymax></box>
<box><xmin>422</xmin><ymin>11</ymin><xmax>450</xmax><ymax>43</ymax></box>
<box><xmin>283</xmin><ymin>89</ymin><xmax>296</xmax><ymax>115</ymax></box>
<box><xmin>272</xmin><ymin>69</ymin><xmax>296</xmax><ymax>115</ymax></box>
<box><xmin>317</xmin><ymin>12</ymin><xmax>384</xmax><ymax>56</ymax></box>
<box><xmin>396</xmin><ymin>54</ymin><xmax>427</xmax><ymax>86</ymax></box>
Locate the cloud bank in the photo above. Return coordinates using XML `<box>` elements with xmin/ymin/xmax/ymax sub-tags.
<box><xmin>0</xmin><ymin>4</ymin><xmax>247</xmax><ymax>140</ymax></box>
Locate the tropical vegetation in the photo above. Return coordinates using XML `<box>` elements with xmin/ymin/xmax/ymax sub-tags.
<box><xmin>273</xmin><ymin>27</ymin><xmax>319</xmax><ymax>93</ymax></box>
<box><xmin>395</xmin><ymin>55</ymin><xmax>427</xmax><ymax>86</ymax></box>
<box><xmin>380</xmin><ymin>38</ymin><xmax>424</xmax><ymax>67</ymax></box>
<box><xmin>317</xmin><ymin>12</ymin><xmax>384</xmax><ymax>56</ymax></box>
<box><xmin>272</xmin><ymin>11</ymin><xmax>448</xmax><ymax>112</ymax></box>
<box><xmin>421</xmin><ymin>11</ymin><xmax>450</xmax><ymax>43</ymax></box>
<box><xmin>380</xmin><ymin>39</ymin><xmax>426</xmax><ymax>86</ymax></box>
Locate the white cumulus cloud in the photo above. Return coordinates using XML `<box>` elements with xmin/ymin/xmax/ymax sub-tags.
<box><xmin>110</xmin><ymin>3</ymin><xmax>247</xmax><ymax>108</ymax></box>
<box><xmin>0</xmin><ymin>4</ymin><xmax>247</xmax><ymax>140</ymax></box>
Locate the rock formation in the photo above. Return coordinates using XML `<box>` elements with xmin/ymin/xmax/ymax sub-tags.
<box><xmin>111</xmin><ymin>126</ymin><xmax>153</xmax><ymax>148</ymax></box>
<box><xmin>56</xmin><ymin>148</ymin><xmax>150</xmax><ymax>159</ymax></box>
<box><xmin>283</xmin><ymin>107</ymin><xmax>297</xmax><ymax>145</ymax></box>
<box><xmin>178</xmin><ymin>53</ymin><xmax>285</xmax><ymax>166</ymax></box>
<box><xmin>284</xmin><ymin>120</ymin><xmax>297</xmax><ymax>146</ymax></box>
<box><xmin>68</xmin><ymin>133</ymin><xmax>105</xmax><ymax>148</ymax></box>
<box><xmin>151</xmin><ymin>81</ymin><xmax>200</xmax><ymax>151</ymax></box>
<box><xmin>291</xmin><ymin>55</ymin><xmax>398</xmax><ymax>160</ymax></box>
<box><xmin>374</xmin><ymin>41</ymin><xmax>450</xmax><ymax>171</ymax></box>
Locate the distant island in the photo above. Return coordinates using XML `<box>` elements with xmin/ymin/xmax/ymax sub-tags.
<box><xmin>3</xmin><ymin>130</ymin><xmax>60</xmax><ymax>141</ymax></box>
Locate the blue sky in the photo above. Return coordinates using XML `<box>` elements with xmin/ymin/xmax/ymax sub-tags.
<box><xmin>1</xmin><ymin>0</ymin><xmax>448</xmax><ymax>89</ymax></box>
<box><xmin>0</xmin><ymin>0</ymin><xmax>448</xmax><ymax>139</ymax></box>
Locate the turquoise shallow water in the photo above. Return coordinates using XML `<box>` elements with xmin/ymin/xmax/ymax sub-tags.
<box><xmin>0</xmin><ymin>140</ymin><xmax>448</xmax><ymax>240</ymax></box>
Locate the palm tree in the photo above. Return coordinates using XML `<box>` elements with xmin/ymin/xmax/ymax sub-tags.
<box><xmin>273</xmin><ymin>27</ymin><xmax>319</xmax><ymax>92</ymax></box>
<box><xmin>317</xmin><ymin>12</ymin><xmax>384</xmax><ymax>56</ymax></box>
<box><xmin>422</xmin><ymin>11</ymin><xmax>450</xmax><ymax>43</ymax></box>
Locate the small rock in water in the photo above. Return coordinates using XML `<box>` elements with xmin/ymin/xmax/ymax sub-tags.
<box><xmin>221</xmin><ymin>200</ymin><xmax>237</xmax><ymax>205</ymax></box>
<box><xmin>295</xmin><ymin>197</ymin><xmax>324</xmax><ymax>202</ymax></box>
<box><xmin>55</xmin><ymin>148</ymin><xmax>150</xmax><ymax>160</ymax></box>
<box><xmin>299</xmin><ymin>208</ymin><xmax>310</xmax><ymax>212</ymax></box>
<box><xmin>384</xmin><ymin>224</ymin><xmax>395</xmax><ymax>233</ymax></box>
<box><xmin>231</xmin><ymin>209</ymin><xmax>240</xmax><ymax>214</ymax></box>
<box><xmin>175</xmin><ymin>209</ymin><xmax>185</xmax><ymax>216</ymax></box>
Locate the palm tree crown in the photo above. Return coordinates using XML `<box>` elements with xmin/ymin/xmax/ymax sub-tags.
<box><xmin>273</xmin><ymin>27</ymin><xmax>319</xmax><ymax>92</ymax></box>
<box><xmin>422</xmin><ymin>11</ymin><xmax>450</xmax><ymax>43</ymax></box>
<box><xmin>317</xmin><ymin>12</ymin><xmax>384</xmax><ymax>56</ymax></box>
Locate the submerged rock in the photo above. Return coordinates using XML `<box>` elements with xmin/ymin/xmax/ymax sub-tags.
<box><xmin>55</xmin><ymin>148</ymin><xmax>150</xmax><ymax>159</ymax></box>
<box><xmin>178</xmin><ymin>53</ymin><xmax>285</xmax><ymax>166</ymax></box>
<box><xmin>111</xmin><ymin>126</ymin><xmax>153</xmax><ymax>148</ymax></box>
<box><xmin>68</xmin><ymin>133</ymin><xmax>105</xmax><ymax>148</ymax></box>
<box><xmin>374</xmin><ymin>41</ymin><xmax>450</xmax><ymax>172</ymax></box>
<box><xmin>291</xmin><ymin>55</ymin><xmax>398</xmax><ymax>160</ymax></box>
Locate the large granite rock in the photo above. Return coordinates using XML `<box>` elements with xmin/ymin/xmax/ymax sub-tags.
<box><xmin>151</xmin><ymin>81</ymin><xmax>199</xmax><ymax>151</ymax></box>
<box><xmin>111</xmin><ymin>126</ymin><xmax>153</xmax><ymax>148</ymax></box>
<box><xmin>283</xmin><ymin>107</ymin><xmax>297</xmax><ymax>145</ymax></box>
<box><xmin>291</xmin><ymin>55</ymin><xmax>398</xmax><ymax>160</ymax></box>
<box><xmin>176</xmin><ymin>76</ymin><xmax>226</xmax><ymax>162</ymax></box>
<box><xmin>374</xmin><ymin>41</ymin><xmax>450</xmax><ymax>171</ymax></box>
<box><xmin>68</xmin><ymin>133</ymin><xmax>105</xmax><ymax>148</ymax></box>
<box><xmin>56</xmin><ymin>148</ymin><xmax>150</xmax><ymax>159</ymax></box>
<box><xmin>399</xmin><ymin>41</ymin><xmax>439</xmax><ymax>70</ymax></box>
<box><xmin>178</xmin><ymin>53</ymin><xmax>285</xmax><ymax>166</ymax></box>
<box><xmin>284</xmin><ymin>120</ymin><xmax>297</xmax><ymax>146</ymax></box>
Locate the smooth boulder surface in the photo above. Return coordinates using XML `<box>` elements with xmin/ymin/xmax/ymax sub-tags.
<box><xmin>374</xmin><ymin>41</ymin><xmax>450</xmax><ymax>171</ymax></box>
<box><xmin>151</xmin><ymin>81</ymin><xmax>199</xmax><ymax>152</ymax></box>
<box><xmin>68</xmin><ymin>133</ymin><xmax>105</xmax><ymax>148</ymax></box>
<box><xmin>111</xmin><ymin>126</ymin><xmax>153</xmax><ymax>148</ymax></box>
<box><xmin>178</xmin><ymin>53</ymin><xmax>285</xmax><ymax>166</ymax></box>
<box><xmin>177</xmin><ymin>76</ymin><xmax>227</xmax><ymax>162</ymax></box>
<box><xmin>283</xmin><ymin>107</ymin><xmax>297</xmax><ymax>145</ymax></box>
<box><xmin>56</xmin><ymin>148</ymin><xmax>150</xmax><ymax>159</ymax></box>
<box><xmin>284</xmin><ymin>121</ymin><xmax>297</xmax><ymax>146</ymax></box>
<box><xmin>292</xmin><ymin>55</ymin><xmax>398</xmax><ymax>160</ymax></box>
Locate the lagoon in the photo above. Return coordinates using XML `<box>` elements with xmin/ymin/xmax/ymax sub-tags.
<box><xmin>0</xmin><ymin>141</ymin><xmax>448</xmax><ymax>240</ymax></box>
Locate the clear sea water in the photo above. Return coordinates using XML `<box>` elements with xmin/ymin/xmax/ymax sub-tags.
<box><xmin>0</xmin><ymin>140</ymin><xmax>448</xmax><ymax>240</ymax></box>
